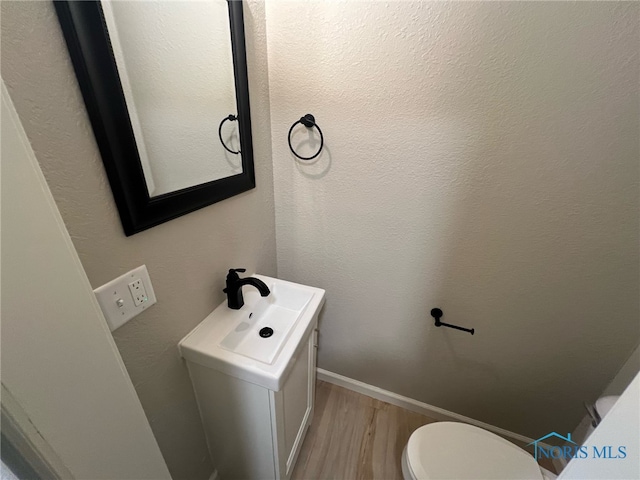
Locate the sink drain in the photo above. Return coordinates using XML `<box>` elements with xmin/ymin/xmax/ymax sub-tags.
<box><xmin>259</xmin><ymin>327</ymin><xmax>274</xmax><ymax>338</ymax></box>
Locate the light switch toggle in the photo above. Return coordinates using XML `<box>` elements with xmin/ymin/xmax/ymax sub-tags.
<box><xmin>116</xmin><ymin>298</ymin><xmax>125</xmax><ymax>308</ymax></box>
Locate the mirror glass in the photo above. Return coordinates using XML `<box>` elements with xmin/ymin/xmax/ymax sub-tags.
<box><xmin>101</xmin><ymin>0</ymin><xmax>242</xmax><ymax>197</ymax></box>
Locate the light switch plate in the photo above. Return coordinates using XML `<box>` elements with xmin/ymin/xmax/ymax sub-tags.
<box><xmin>94</xmin><ymin>265</ymin><xmax>157</xmax><ymax>331</ymax></box>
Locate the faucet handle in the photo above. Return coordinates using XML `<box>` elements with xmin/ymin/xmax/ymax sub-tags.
<box><xmin>225</xmin><ymin>268</ymin><xmax>246</xmax><ymax>285</ymax></box>
<box><xmin>223</xmin><ymin>268</ymin><xmax>247</xmax><ymax>293</ymax></box>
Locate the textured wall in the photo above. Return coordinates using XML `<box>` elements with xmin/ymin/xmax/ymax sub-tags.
<box><xmin>1</xmin><ymin>1</ymin><xmax>276</xmax><ymax>479</ymax></box>
<box><xmin>267</xmin><ymin>1</ymin><xmax>639</xmax><ymax>439</ymax></box>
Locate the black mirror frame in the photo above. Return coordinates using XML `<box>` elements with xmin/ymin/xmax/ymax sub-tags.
<box><xmin>54</xmin><ymin>0</ymin><xmax>255</xmax><ymax>236</ymax></box>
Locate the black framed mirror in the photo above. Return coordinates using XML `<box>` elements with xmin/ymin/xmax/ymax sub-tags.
<box><xmin>54</xmin><ymin>0</ymin><xmax>255</xmax><ymax>236</ymax></box>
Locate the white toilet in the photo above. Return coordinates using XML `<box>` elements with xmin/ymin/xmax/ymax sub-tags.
<box><xmin>401</xmin><ymin>422</ymin><xmax>557</xmax><ymax>480</ymax></box>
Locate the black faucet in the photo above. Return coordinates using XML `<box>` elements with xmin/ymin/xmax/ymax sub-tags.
<box><xmin>223</xmin><ymin>268</ymin><xmax>271</xmax><ymax>310</ymax></box>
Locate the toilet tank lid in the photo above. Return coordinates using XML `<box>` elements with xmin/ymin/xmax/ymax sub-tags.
<box><xmin>595</xmin><ymin>395</ymin><xmax>620</xmax><ymax>418</ymax></box>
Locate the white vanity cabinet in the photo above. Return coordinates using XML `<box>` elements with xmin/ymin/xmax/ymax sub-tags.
<box><xmin>179</xmin><ymin>275</ymin><xmax>325</xmax><ymax>480</ymax></box>
<box><xmin>186</xmin><ymin>323</ymin><xmax>317</xmax><ymax>479</ymax></box>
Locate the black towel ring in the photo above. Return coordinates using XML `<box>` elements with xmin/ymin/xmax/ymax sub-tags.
<box><xmin>288</xmin><ymin>114</ymin><xmax>324</xmax><ymax>161</ymax></box>
<box><xmin>218</xmin><ymin>114</ymin><xmax>240</xmax><ymax>155</ymax></box>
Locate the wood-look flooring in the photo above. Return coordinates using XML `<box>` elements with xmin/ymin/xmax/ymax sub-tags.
<box><xmin>291</xmin><ymin>381</ymin><xmax>435</xmax><ymax>480</ymax></box>
<box><xmin>291</xmin><ymin>381</ymin><xmax>557</xmax><ymax>480</ymax></box>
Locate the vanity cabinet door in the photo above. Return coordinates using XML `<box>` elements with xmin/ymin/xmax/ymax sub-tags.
<box><xmin>271</xmin><ymin>322</ymin><xmax>317</xmax><ymax>479</ymax></box>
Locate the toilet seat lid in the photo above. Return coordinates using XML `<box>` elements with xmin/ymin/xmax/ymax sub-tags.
<box><xmin>407</xmin><ymin>422</ymin><xmax>543</xmax><ymax>480</ymax></box>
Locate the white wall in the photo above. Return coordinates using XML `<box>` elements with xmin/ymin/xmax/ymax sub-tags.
<box><xmin>559</xmin><ymin>373</ymin><xmax>639</xmax><ymax>480</ymax></box>
<box><xmin>1</xmin><ymin>2</ymin><xmax>276</xmax><ymax>478</ymax></box>
<box><xmin>1</xmin><ymin>82</ymin><xmax>171</xmax><ymax>480</ymax></box>
<box><xmin>267</xmin><ymin>1</ymin><xmax>639</xmax><ymax>438</ymax></box>
<box><xmin>104</xmin><ymin>0</ymin><xmax>241</xmax><ymax>196</ymax></box>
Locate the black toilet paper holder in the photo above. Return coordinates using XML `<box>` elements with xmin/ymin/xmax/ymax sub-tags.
<box><xmin>430</xmin><ymin>308</ymin><xmax>475</xmax><ymax>335</ymax></box>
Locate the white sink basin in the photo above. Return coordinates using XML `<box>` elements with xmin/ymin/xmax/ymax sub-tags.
<box><xmin>179</xmin><ymin>275</ymin><xmax>325</xmax><ymax>391</ymax></box>
<box><xmin>219</xmin><ymin>280</ymin><xmax>313</xmax><ymax>364</ymax></box>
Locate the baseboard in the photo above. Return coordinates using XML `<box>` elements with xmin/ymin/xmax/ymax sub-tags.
<box><xmin>317</xmin><ymin>368</ymin><xmax>561</xmax><ymax>460</ymax></box>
